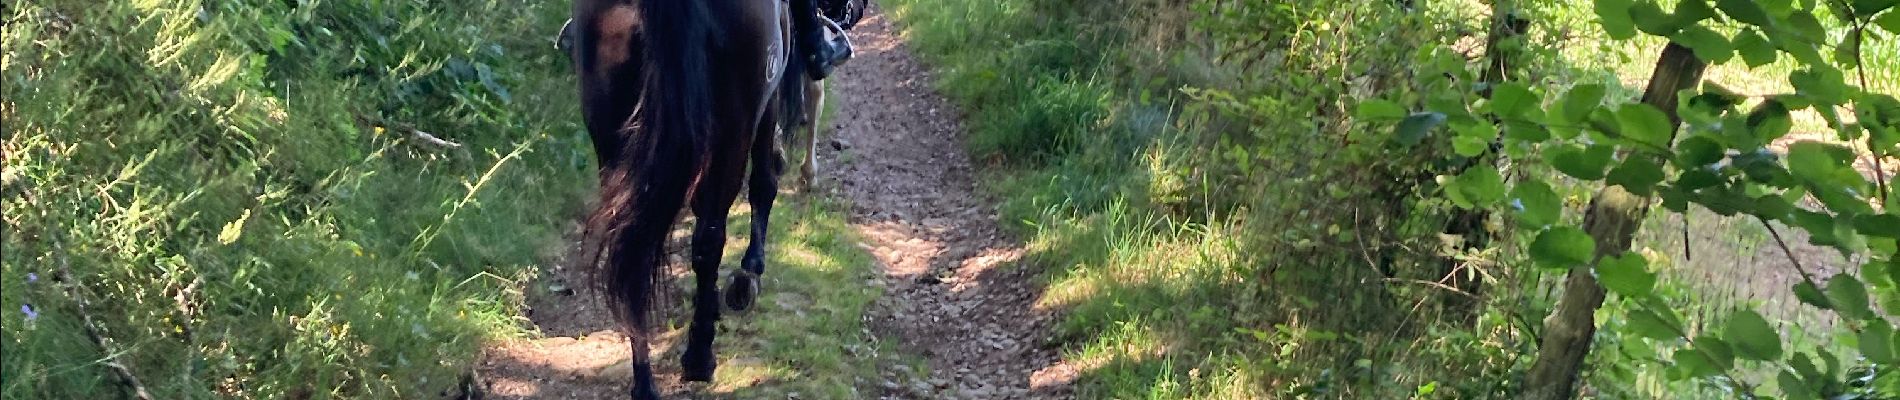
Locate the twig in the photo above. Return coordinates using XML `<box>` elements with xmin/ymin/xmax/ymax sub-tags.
<box><xmin>408</xmin><ymin>129</ymin><xmax>462</xmax><ymax>149</ymax></box>
<box><xmin>1875</xmin><ymin>155</ymin><xmax>1891</xmax><ymax>206</ymax></box>
<box><xmin>1757</xmin><ymin>216</ymin><xmax>1821</xmax><ymax>290</ymax></box>
<box><xmin>1381</xmin><ymin>277</ymin><xmax>1480</xmax><ymax>299</ymax></box>
<box><xmin>1839</xmin><ymin>13</ymin><xmax>1890</xmax><ymax>206</ymax></box>
<box><xmin>356</xmin><ymin>115</ymin><xmax>463</xmax><ymax>149</ymax></box>
<box><xmin>51</xmin><ymin>238</ymin><xmax>154</xmax><ymax>400</ymax></box>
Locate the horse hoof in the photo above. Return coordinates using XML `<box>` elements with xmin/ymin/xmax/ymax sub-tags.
<box><xmin>681</xmin><ymin>350</ymin><xmax>717</xmax><ymax>382</ymax></box>
<box><xmin>724</xmin><ymin>273</ymin><xmax>760</xmax><ymax>311</ymax></box>
<box><xmin>632</xmin><ymin>387</ymin><xmax>662</xmax><ymax>400</ymax></box>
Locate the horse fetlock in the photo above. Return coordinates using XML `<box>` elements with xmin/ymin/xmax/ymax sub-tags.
<box><xmin>679</xmin><ymin>348</ymin><xmax>717</xmax><ymax>382</ymax></box>
<box><xmin>630</xmin><ymin>362</ymin><xmax>661</xmax><ymax>400</ymax></box>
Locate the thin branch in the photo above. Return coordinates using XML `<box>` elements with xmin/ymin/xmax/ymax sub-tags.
<box><xmin>1651</xmin><ymin>301</ymin><xmax>1758</xmax><ymax>398</ymax></box>
<box><xmin>1809</xmin><ymin>1</ymin><xmax>1893</xmax><ymax>206</ymax></box>
<box><xmin>51</xmin><ymin>238</ymin><xmax>154</xmax><ymax>400</ymax></box>
<box><xmin>356</xmin><ymin>115</ymin><xmax>463</xmax><ymax>149</ymax></box>
<box><xmin>1849</xmin><ymin>25</ymin><xmax>1890</xmax><ymax>206</ymax></box>
<box><xmin>1757</xmin><ymin>216</ymin><xmax>1822</xmax><ymax>290</ymax></box>
<box><xmin>1381</xmin><ymin>277</ymin><xmax>1480</xmax><ymax>299</ymax></box>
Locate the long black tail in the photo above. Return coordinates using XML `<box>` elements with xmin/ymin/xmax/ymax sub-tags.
<box><xmin>578</xmin><ymin>0</ymin><xmax>716</xmax><ymax>329</ymax></box>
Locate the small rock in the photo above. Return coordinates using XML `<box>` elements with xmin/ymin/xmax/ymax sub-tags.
<box><xmin>929</xmin><ymin>377</ymin><xmax>951</xmax><ymax>388</ymax></box>
<box><xmin>881</xmin><ymin>380</ymin><xmax>901</xmax><ymax>391</ymax></box>
<box><xmin>547</xmin><ymin>282</ymin><xmax>575</xmax><ymax>296</ymax></box>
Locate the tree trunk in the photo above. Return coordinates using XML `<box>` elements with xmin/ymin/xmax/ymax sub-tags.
<box><xmin>1521</xmin><ymin>43</ymin><xmax>1706</xmax><ymax>399</ymax></box>
<box><xmin>1439</xmin><ymin>5</ymin><xmax>1531</xmax><ymax>325</ymax></box>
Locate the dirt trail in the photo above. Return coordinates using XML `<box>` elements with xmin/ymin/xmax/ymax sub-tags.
<box><xmin>475</xmin><ymin>4</ymin><xmax>1074</xmax><ymax>399</ymax></box>
<box><xmin>820</xmin><ymin>6</ymin><xmax>1077</xmax><ymax>398</ymax></box>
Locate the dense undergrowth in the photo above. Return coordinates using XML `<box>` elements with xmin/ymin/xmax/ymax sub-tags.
<box><xmin>885</xmin><ymin>0</ymin><xmax>1524</xmax><ymax>396</ymax></box>
<box><xmin>2</xmin><ymin>0</ymin><xmax>591</xmax><ymax>397</ymax></box>
<box><xmin>887</xmin><ymin>0</ymin><xmax>1896</xmax><ymax>398</ymax></box>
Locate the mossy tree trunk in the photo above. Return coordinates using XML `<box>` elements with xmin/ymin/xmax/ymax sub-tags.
<box><xmin>1521</xmin><ymin>43</ymin><xmax>1706</xmax><ymax>399</ymax></box>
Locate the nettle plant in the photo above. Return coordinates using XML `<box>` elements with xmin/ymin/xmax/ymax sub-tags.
<box><xmin>1363</xmin><ymin>0</ymin><xmax>1899</xmax><ymax>397</ymax></box>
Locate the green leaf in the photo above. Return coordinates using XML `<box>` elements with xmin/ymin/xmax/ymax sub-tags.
<box><xmin>1795</xmin><ymin>280</ymin><xmax>1832</xmax><ymax>309</ymax></box>
<box><xmin>1598</xmin><ymin>252</ymin><xmax>1656</xmax><ymax>297</ymax></box>
<box><xmin>1718</xmin><ymin>0</ymin><xmax>1774</xmax><ymax>27</ymax></box>
<box><xmin>1489</xmin><ymin>82</ymin><xmax>1537</xmax><ymax>118</ymax></box>
<box><xmin>1504</xmin><ymin>120</ymin><xmax>1551</xmax><ymax>142</ymax></box>
<box><xmin>1857</xmin><ymin>214</ymin><xmax>1900</xmax><ymax>239</ymax></box>
<box><xmin>1460</xmin><ymin>165</ymin><xmax>1508</xmax><ymax>206</ymax></box>
<box><xmin>1791</xmin><ymin>351</ymin><xmax>1825</xmax><ymax>383</ymax></box>
<box><xmin>1607</xmin><ymin>157</ymin><xmax>1666</xmax><ymax>195</ymax></box>
<box><xmin>1550</xmin><ymin>144</ymin><xmax>1616</xmax><ymax>180</ymax></box>
<box><xmin>1753</xmin><ymin>194</ymin><xmax>1794</xmax><ymax>219</ymax></box>
<box><xmin>1356</xmin><ymin>99</ymin><xmax>1407</xmax><ymax>120</ymax></box>
<box><xmin>1787</xmin><ymin>11</ymin><xmax>1827</xmax><ymax>43</ymax></box>
<box><xmin>1633</xmin><ymin>1</ymin><xmax>1683</xmax><ymax>36</ymax></box>
<box><xmin>1778</xmin><ymin>370</ymin><xmax>1818</xmax><ymax>400</ymax></box>
<box><xmin>1597</xmin><ymin>0</ymin><xmax>1641</xmax><ymax>39</ymax></box>
<box><xmin>1453</xmin><ymin>136</ymin><xmax>1490</xmax><ymax>157</ymax></box>
<box><xmin>1675</xmin><ymin>135</ymin><xmax>1726</xmax><ymax>166</ymax></box>
<box><xmin>1787</xmin><ymin>141</ymin><xmax>1850</xmax><ymax>185</ymax></box>
<box><xmin>1531</xmin><ymin>226</ymin><xmax>1596</xmax><ymax>269</ymax></box>
<box><xmin>1671</xmin><ymin>25</ymin><xmax>1733</xmax><ymax>63</ymax></box>
<box><xmin>1732</xmin><ymin>29</ymin><xmax>1777</xmax><ymax>67</ymax></box>
<box><xmin>1616</xmin><ymin>103</ymin><xmax>1675</xmax><ymax>150</ymax></box>
<box><xmin>1747</xmin><ymin>100</ymin><xmax>1794</xmax><ymax>143</ymax></box>
<box><xmin>1512</xmin><ymin>179</ymin><xmax>1562</xmax><ymax>228</ymax></box>
<box><xmin>1673</xmin><ymin>341</ymin><xmax>1728</xmax><ymax>379</ymax></box>
<box><xmin>1693</xmin><ymin>336</ymin><xmax>1736</xmax><ymax>370</ymax></box>
<box><xmin>1677</xmin><ymin>168</ymin><xmax>1723</xmax><ymax>190</ymax></box>
<box><xmin>1879</xmin><ymin>9</ymin><xmax>1900</xmax><ymax>34</ymax></box>
<box><xmin>1628</xmin><ymin>307</ymin><xmax>1684</xmax><ymax>340</ymax></box>
<box><xmin>1791</xmin><ymin>66</ymin><xmax>1849</xmax><ymax>105</ymax></box>
<box><xmin>1557</xmin><ymin>84</ymin><xmax>1608</xmax><ymax>125</ymax></box>
<box><xmin>1827</xmin><ymin>274</ymin><xmax>1873</xmax><ymax>320</ymax></box>
<box><xmin>1861</xmin><ymin>0</ymin><xmax>1900</xmax><ymax>17</ymax></box>
<box><xmin>1675</xmin><ymin>0</ymin><xmax>1717</xmax><ymax>23</ymax></box>
<box><xmin>1444</xmin><ymin>165</ymin><xmax>1508</xmax><ymax>208</ymax></box>
<box><xmin>1861</xmin><ymin>320</ymin><xmax>1896</xmax><ymax>363</ymax></box>
<box><xmin>1395</xmin><ymin>112</ymin><xmax>1447</xmax><ymax>147</ymax></box>
<box><xmin>1834</xmin><ymin>28</ymin><xmax>1862</xmax><ymax>69</ymax></box>
<box><xmin>1724</xmin><ymin>310</ymin><xmax>1782</xmax><ymax>360</ymax></box>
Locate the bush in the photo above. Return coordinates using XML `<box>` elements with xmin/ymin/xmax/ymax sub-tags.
<box><xmin>2</xmin><ymin>0</ymin><xmax>590</xmax><ymax>397</ymax></box>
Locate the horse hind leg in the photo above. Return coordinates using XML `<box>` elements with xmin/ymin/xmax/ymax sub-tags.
<box><xmin>680</xmin><ymin>136</ymin><xmax>752</xmax><ymax>382</ymax></box>
<box><xmin>729</xmin><ymin>102</ymin><xmax>786</xmax><ymax>312</ymax></box>
<box><xmin>626</xmin><ymin>305</ymin><xmax>660</xmax><ymax>399</ymax></box>
<box><xmin>795</xmin><ymin>78</ymin><xmax>822</xmax><ymax>190</ymax></box>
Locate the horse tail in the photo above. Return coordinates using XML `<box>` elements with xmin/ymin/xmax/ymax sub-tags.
<box><xmin>580</xmin><ymin>0</ymin><xmax>716</xmax><ymax>329</ymax></box>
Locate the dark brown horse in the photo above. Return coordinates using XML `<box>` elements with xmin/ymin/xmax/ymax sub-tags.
<box><xmin>567</xmin><ymin>0</ymin><xmax>813</xmax><ymax>398</ymax></box>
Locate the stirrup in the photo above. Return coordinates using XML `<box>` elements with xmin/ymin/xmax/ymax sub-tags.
<box><xmin>555</xmin><ymin>18</ymin><xmax>575</xmax><ymax>53</ymax></box>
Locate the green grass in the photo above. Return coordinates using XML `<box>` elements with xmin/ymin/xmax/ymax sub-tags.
<box><xmin>672</xmin><ymin>85</ymin><xmax>900</xmax><ymax>398</ymax></box>
<box><xmin>879</xmin><ymin>0</ymin><xmax>1900</xmax><ymax>397</ymax></box>
<box><xmin>884</xmin><ymin>0</ymin><xmax>1526</xmax><ymax>397</ymax></box>
<box><xmin>2</xmin><ymin>3</ymin><xmax>898</xmax><ymax>399</ymax></box>
<box><xmin>3</xmin><ymin>0</ymin><xmax>590</xmax><ymax>398</ymax></box>
<box><xmin>688</xmin><ymin>196</ymin><xmax>893</xmax><ymax>398</ymax></box>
